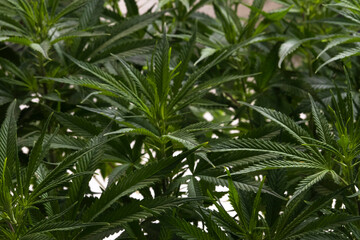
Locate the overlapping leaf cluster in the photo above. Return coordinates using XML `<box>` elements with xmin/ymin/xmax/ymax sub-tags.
<box><xmin>1</xmin><ymin>0</ymin><xmax>360</xmax><ymax>239</ymax></box>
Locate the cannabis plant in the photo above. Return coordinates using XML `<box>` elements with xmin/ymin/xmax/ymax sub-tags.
<box><xmin>2</xmin><ymin>0</ymin><xmax>360</xmax><ymax>239</ymax></box>
<box><xmin>0</xmin><ymin>100</ymin><xmax>205</xmax><ymax>239</ymax></box>
<box><xmin>315</xmin><ymin>0</ymin><xmax>360</xmax><ymax>72</ymax></box>
<box><xmin>165</xmin><ymin>172</ymin><xmax>360</xmax><ymax>239</ymax></box>
<box><xmin>215</xmin><ymin>87</ymin><xmax>360</xmax><ymax>218</ymax></box>
<box><xmin>0</xmin><ymin>101</ymin><xmax>109</xmax><ymax>239</ymax></box>
<box><xmin>0</xmin><ymin>0</ymin><xmax>161</xmax><ymax>141</ymax></box>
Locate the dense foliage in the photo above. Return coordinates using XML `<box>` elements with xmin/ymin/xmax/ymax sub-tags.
<box><xmin>1</xmin><ymin>0</ymin><xmax>360</xmax><ymax>239</ymax></box>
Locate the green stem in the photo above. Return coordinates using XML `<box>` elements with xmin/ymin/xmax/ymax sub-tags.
<box><xmin>38</xmin><ymin>54</ymin><xmax>48</xmax><ymax>94</ymax></box>
<box><xmin>347</xmin><ymin>161</ymin><xmax>354</xmax><ymax>184</ymax></box>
